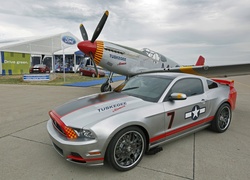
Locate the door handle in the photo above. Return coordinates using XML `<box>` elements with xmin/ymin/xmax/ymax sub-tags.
<box><xmin>201</xmin><ymin>99</ymin><xmax>206</xmax><ymax>104</ymax></box>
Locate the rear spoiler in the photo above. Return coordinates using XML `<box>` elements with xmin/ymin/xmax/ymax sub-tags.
<box><xmin>212</xmin><ymin>78</ymin><xmax>237</xmax><ymax>110</ymax></box>
<box><xmin>212</xmin><ymin>78</ymin><xmax>235</xmax><ymax>87</ymax></box>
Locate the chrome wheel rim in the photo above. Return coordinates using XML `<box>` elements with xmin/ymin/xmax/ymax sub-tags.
<box><xmin>114</xmin><ymin>131</ymin><xmax>144</xmax><ymax>169</ymax></box>
<box><xmin>218</xmin><ymin>106</ymin><xmax>231</xmax><ymax>130</ymax></box>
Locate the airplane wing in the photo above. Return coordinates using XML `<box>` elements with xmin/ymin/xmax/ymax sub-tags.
<box><xmin>138</xmin><ymin>63</ymin><xmax>250</xmax><ymax>78</ymax></box>
<box><xmin>177</xmin><ymin>63</ymin><xmax>250</xmax><ymax>77</ymax></box>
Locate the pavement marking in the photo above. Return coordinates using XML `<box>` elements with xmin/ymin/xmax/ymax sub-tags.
<box><xmin>235</xmin><ymin>81</ymin><xmax>250</xmax><ymax>88</ymax></box>
<box><xmin>137</xmin><ymin>166</ymin><xmax>193</xmax><ymax>180</ymax></box>
<box><xmin>10</xmin><ymin>135</ymin><xmax>52</xmax><ymax>146</ymax></box>
<box><xmin>0</xmin><ymin>119</ymin><xmax>48</xmax><ymax>139</ymax></box>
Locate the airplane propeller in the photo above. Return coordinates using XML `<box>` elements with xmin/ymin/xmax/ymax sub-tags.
<box><xmin>91</xmin><ymin>10</ymin><xmax>109</xmax><ymax>43</ymax></box>
<box><xmin>79</xmin><ymin>24</ymin><xmax>88</xmax><ymax>41</ymax></box>
<box><xmin>78</xmin><ymin>10</ymin><xmax>109</xmax><ymax>77</ymax></box>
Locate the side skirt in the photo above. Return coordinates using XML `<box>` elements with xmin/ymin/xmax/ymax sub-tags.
<box><xmin>148</xmin><ymin>123</ymin><xmax>211</xmax><ymax>150</ymax></box>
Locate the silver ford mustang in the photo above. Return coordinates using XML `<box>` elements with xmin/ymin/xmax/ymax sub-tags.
<box><xmin>47</xmin><ymin>72</ymin><xmax>237</xmax><ymax>171</ymax></box>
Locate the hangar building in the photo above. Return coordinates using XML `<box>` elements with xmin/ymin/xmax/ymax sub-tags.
<box><xmin>0</xmin><ymin>32</ymin><xmax>87</xmax><ymax>75</ymax></box>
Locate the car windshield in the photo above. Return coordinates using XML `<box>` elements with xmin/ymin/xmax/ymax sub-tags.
<box><xmin>114</xmin><ymin>75</ymin><xmax>173</xmax><ymax>102</ymax></box>
<box><xmin>34</xmin><ymin>64</ymin><xmax>45</xmax><ymax>68</ymax></box>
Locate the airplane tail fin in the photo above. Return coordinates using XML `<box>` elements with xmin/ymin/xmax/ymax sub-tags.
<box><xmin>195</xmin><ymin>56</ymin><xmax>205</xmax><ymax>66</ymax></box>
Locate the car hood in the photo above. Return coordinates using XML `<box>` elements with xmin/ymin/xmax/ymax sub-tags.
<box><xmin>53</xmin><ymin>92</ymin><xmax>151</xmax><ymax>128</ymax></box>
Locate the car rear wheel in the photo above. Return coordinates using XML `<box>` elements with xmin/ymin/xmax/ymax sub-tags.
<box><xmin>106</xmin><ymin>126</ymin><xmax>146</xmax><ymax>171</ymax></box>
<box><xmin>211</xmin><ymin>103</ymin><xmax>231</xmax><ymax>133</ymax></box>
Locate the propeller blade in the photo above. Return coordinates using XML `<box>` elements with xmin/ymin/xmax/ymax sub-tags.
<box><xmin>80</xmin><ymin>24</ymin><xmax>89</xmax><ymax>41</ymax></box>
<box><xmin>91</xmin><ymin>10</ymin><xmax>109</xmax><ymax>43</ymax></box>
<box><xmin>89</xmin><ymin>52</ymin><xmax>99</xmax><ymax>77</ymax></box>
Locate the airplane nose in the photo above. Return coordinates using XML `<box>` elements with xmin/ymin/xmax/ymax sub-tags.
<box><xmin>77</xmin><ymin>41</ymin><xmax>97</xmax><ymax>56</ymax></box>
<box><xmin>77</xmin><ymin>41</ymin><xmax>104</xmax><ymax>65</ymax></box>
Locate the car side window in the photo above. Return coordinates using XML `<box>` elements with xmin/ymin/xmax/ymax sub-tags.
<box><xmin>207</xmin><ymin>80</ymin><xmax>218</xmax><ymax>89</ymax></box>
<box><xmin>167</xmin><ymin>78</ymin><xmax>204</xmax><ymax>99</ymax></box>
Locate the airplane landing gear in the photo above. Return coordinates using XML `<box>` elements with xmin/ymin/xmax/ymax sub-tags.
<box><xmin>101</xmin><ymin>82</ymin><xmax>112</xmax><ymax>92</ymax></box>
<box><xmin>101</xmin><ymin>72</ymin><xmax>113</xmax><ymax>92</ymax></box>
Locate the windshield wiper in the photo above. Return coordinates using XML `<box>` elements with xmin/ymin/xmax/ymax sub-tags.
<box><xmin>121</xmin><ymin>87</ymin><xmax>139</xmax><ymax>91</ymax></box>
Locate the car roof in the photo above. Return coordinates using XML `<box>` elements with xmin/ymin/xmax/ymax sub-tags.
<box><xmin>137</xmin><ymin>72</ymin><xmax>202</xmax><ymax>79</ymax></box>
<box><xmin>34</xmin><ymin>64</ymin><xmax>46</xmax><ymax>67</ymax></box>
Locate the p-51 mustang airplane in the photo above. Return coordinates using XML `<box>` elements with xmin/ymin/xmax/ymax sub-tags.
<box><xmin>77</xmin><ymin>10</ymin><xmax>250</xmax><ymax>92</ymax></box>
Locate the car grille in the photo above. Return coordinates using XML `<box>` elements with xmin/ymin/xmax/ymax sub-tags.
<box><xmin>52</xmin><ymin>119</ymin><xmax>66</xmax><ymax>137</ymax></box>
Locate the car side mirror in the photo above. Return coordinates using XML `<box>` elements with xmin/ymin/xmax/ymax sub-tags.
<box><xmin>169</xmin><ymin>93</ymin><xmax>187</xmax><ymax>101</ymax></box>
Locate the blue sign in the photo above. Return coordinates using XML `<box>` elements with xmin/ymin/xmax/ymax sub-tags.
<box><xmin>23</xmin><ymin>74</ymin><xmax>50</xmax><ymax>81</ymax></box>
<box><xmin>62</xmin><ymin>36</ymin><xmax>76</xmax><ymax>45</ymax></box>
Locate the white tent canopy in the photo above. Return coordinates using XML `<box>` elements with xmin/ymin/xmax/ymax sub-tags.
<box><xmin>0</xmin><ymin>32</ymin><xmax>80</xmax><ymax>55</ymax></box>
<box><xmin>54</xmin><ymin>46</ymin><xmax>83</xmax><ymax>55</ymax></box>
<box><xmin>0</xmin><ymin>32</ymin><xmax>85</xmax><ymax>75</ymax></box>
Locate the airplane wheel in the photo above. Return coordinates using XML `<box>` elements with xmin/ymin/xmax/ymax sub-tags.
<box><xmin>101</xmin><ymin>82</ymin><xmax>112</xmax><ymax>92</ymax></box>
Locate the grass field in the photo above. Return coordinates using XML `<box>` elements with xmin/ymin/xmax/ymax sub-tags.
<box><xmin>0</xmin><ymin>73</ymin><xmax>104</xmax><ymax>86</ymax></box>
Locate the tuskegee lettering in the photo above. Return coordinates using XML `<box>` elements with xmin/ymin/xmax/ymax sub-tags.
<box><xmin>97</xmin><ymin>102</ymin><xmax>127</xmax><ymax>112</ymax></box>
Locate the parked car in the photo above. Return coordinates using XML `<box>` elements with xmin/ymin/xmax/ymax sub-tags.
<box><xmin>47</xmin><ymin>72</ymin><xmax>236</xmax><ymax>171</ymax></box>
<box><xmin>29</xmin><ymin>64</ymin><xmax>50</xmax><ymax>74</ymax></box>
<box><xmin>79</xmin><ymin>66</ymin><xmax>105</xmax><ymax>77</ymax></box>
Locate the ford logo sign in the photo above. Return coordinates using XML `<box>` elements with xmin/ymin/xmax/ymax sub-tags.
<box><xmin>62</xmin><ymin>36</ymin><xmax>76</xmax><ymax>45</ymax></box>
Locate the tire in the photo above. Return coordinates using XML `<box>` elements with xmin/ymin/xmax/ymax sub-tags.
<box><xmin>101</xmin><ymin>83</ymin><xmax>112</xmax><ymax>92</ymax></box>
<box><xmin>106</xmin><ymin>126</ymin><xmax>146</xmax><ymax>171</ymax></box>
<box><xmin>211</xmin><ymin>103</ymin><xmax>232</xmax><ymax>133</ymax></box>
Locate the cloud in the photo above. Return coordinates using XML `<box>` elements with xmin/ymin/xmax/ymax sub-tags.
<box><xmin>0</xmin><ymin>0</ymin><xmax>250</xmax><ymax>65</ymax></box>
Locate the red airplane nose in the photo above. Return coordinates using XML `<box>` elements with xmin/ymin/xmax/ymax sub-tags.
<box><xmin>77</xmin><ymin>41</ymin><xmax>97</xmax><ymax>56</ymax></box>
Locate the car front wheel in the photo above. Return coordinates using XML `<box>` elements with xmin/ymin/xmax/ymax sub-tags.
<box><xmin>106</xmin><ymin>126</ymin><xmax>146</xmax><ymax>171</ymax></box>
<box><xmin>211</xmin><ymin>103</ymin><xmax>232</xmax><ymax>133</ymax></box>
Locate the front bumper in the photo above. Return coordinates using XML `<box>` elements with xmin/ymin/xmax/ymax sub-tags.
<box><xmin>47</xmin><ymin>119</ymin><xmax>104</xmax><ymax>166</ymax></box>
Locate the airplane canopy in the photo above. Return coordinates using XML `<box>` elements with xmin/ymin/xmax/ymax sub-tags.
<box><xmin>141</xmin><ymin>48</ymin><xmax>179</xmax><ymax>67</ymax></box>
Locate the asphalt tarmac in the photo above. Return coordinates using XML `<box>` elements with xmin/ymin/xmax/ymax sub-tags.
<box><xmin>0</xmin><ymin>75</ymin><xmax>250</xmax><ymax>180</ymax></box>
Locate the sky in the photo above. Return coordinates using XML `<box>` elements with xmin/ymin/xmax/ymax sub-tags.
<box><xmin>0</xmin><ymin>0</ymin><xmax>250</xmax><ymax>65</ymax></box>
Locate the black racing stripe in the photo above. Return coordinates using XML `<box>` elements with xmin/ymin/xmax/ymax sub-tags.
<box><xmin>54</xmin><ymin>92</ymin><xmax>127</xmax><ymax>117</ymax></box>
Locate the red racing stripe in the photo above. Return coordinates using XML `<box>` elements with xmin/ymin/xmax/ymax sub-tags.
<box><xmin>67</xmin><ymin>155</ymin><xmax>104</xmax><ymax>162</ymax></box>
<box><xmin>150</xmin><ymin>116</ymin><xmax>214</xmax><ymax>143</ymax></box>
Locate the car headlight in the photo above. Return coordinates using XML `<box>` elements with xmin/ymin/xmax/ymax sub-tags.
<box><xmin>73</xmin><ymin>128</ymin><xmax>95</xmax><ymax>139</ymax></box>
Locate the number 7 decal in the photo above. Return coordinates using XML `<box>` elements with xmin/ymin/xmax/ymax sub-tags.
<box><xmin>167</xmin><ymin>111</ymin><xmax>175</xmax><ymax>129</ymax></box>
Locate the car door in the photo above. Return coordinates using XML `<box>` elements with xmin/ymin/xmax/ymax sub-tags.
<box><xmin>83</xmin><ymin>67</ymin><xmax>90</xmax><ymax>76</ymax></box>
<box><xmin>162</xmin><ymin>77</ymin><xmax>212</xmax><ymax>141</ymax></box>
